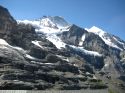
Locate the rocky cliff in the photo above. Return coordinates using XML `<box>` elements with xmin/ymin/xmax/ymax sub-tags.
<box><xmin>0</xmin><ymin>5</ymin><xmax>125</xmax><ymax>93</ymax></box>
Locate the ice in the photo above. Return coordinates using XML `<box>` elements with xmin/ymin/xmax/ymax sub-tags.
<box><xmin>69</xmin><ymin>45</ymin><xmax>102</xmax><ymax>57</ymax></box>
<box><xmin>30</xmin><ymin>61</ymin><xmax>54</xmax><ymax>65</ymax></box>
<box><xmin>113</xmin><ymin>36</ymin><xmax>125</xmax><ymax>49</ymax></box>
<box><xmin>79</xmin><ymin>34</ymin><xmax>86</xmax><ymax>46</ymax></box>
<box><xmin>56</xmin><ymin>55</ymin><xmax>69</xmax><ymax>62</ymax></box>
<box><xmin>46</xmin><ymin>34</ymin><xmax>66</xmax><ymax>49</ymax></box>
<box><xmin>32</xmin><ymin>40</ymin><xmax>43</xmax><ymax>48</ymax></box>
<box><xmin>93</xmin><ymin>75</ymin><xmax>97</xmax><ymax>79</ymax></box>
<box><xmin>0</xmin><ymin>39</ymin><xmax>9</xmax><ymax>45</ymax></box>
<box><xmin>104</xmin><ymin>63</ymin><xmax>109</xmax><ymax>67</ymax></box>
<box><xmin>17</xmin><ymin>17</ymin><xmax>71</xmax><ymax>50</ymax></box>
<box><xmin>25</xmin><ymin>54</ymin><xmax>37</xmax><ymax>60</ymax></box>
<box><xmin>86</xmin><ymin>26</ymin><xmax>122</xmax><ymax>50</ymax></box>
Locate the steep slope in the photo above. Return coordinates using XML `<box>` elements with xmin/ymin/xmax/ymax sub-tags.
<box><xmin>0</xmin><ymin>5</ymin><xmax>108</xmax><ymax>90</ymax></box>
<box><xmin>0</xmin><ymin>5</ymin><xmax>125</xmax><ymax>92</ymax></box>
<box><xmin>0</xmin><ymin>6</ymin><xmax>17</xmax><ymax>42</ymax></box>
<box><xmin>17</xmin><ymin>16</ymin><xmax>70</xmax><ymax>34</ymax></box>
<box><xmin>86</xmin><ymin>26</ymin><xmax>125</xmax><ymax>50</ymax></box>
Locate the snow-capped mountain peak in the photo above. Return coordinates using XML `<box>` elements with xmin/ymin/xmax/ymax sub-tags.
<box><xmin>86</xmin><ymin>26</ymin><xmax>124</xmax><ymax>50</ymax></box>
<box><xmin>86</xmin><ymin>26</ymin><xmax>105</xmax><ymax>35</ymax></box>
<box><xmin>17</xmin><ymin>16</ymin><xmax>71</xmax><ymax>34</ymax></box>
<box><xmin>43</xmin><ymin>16</ymin><xmax>69</xmax><ymax>28</ymax></box>
<box><xmin>1</xmin><ymin>5</ymin><xmax>125</xmax><ymax>91</ymax></box>
<box><xmin>39</xmin><ymin>17</ymin><xmax>57</xmax><ymax>28</ymax></box>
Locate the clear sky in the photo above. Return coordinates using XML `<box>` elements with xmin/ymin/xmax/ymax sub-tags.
<box><xmin>0</xmin><ymin>0</ymin><xmax>125</xmax><ymax>40</ymax></box>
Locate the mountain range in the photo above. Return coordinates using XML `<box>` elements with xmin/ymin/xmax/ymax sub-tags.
<box><xmin>0</xmin><ymin>5</ymin><xmax>125</xmax><ymax>93</ymax></box>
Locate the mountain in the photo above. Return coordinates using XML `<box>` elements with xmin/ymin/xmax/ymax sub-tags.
<box><xmin>0</xmin><ymin>5</ymin><xmax>125</xmax><ymax>92</ymax></box>
<box><xmin>86</xmin><ymin>26</ymin><xmax>125</xmax><ymax>50</ymax></box>
<box><xmin>17</xmin><ymin>16</ymin><xmax>70</xmax><ymax>34</ymax></box>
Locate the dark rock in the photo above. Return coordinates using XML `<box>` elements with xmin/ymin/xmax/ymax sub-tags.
<box><xmin>0</xmin><ymin>5</ymin><xmax>16</xmax><ymax>39</ymax></box>
<box><xmin>119</xmin><ymin>75</ymin><xmax>125</xmax><ymax>82</ymax></box>
<box><xmin>106</xmin><ymin>75</ymin><xmax>111</xmax><ymax>79</ymax></box>
<box><xmin>55</xmin><ymin>63</ymin><xmax>79</xmax><ymax>73</ymax></box>
<box><xmin>84</xmin><ymin>64</ymin><xmax>94</xmax><ymax>74</ymax></box>
<box><xmin>0</xmin><ymin>81</ymin><xmax>34</xmax><ymax>90</ymax></box>
<box><xmin>35</xmin><ymin>72</ymin><xmax>60</xmax><ymax>84</ymax></box>
<box><xmin>89</xmin><ymin>79</ymin><xmax>102</xmax><ymax>82</ymax></box>
<box><xmin>65</xmin><ymin>75</ymin><xmax>87</xmax><ymax>83</ymax></box>
<box><xmin>0</xmin><ymin>56</ymin><xmax>12</xmax><ymax>64</ymax></box>
<box><xmin>58</xmin><ymin>24</ymin><xmax>87</xmax><ymax>46</ymax></box>
<box><xmin>66</xmin><ymin>45</ymin><xmax>104</xmax><ymax>69</ymax></box>
<box><xmin>0</xmin><ymin>5</ymin><xmax>124</xmax><ymax>91</ymax></box>
<box><xmin>46</xmin><ymin>54</ymin><xmax>65</xmax><ymax>63</ymax></box>
<box><xmin>24</xmin><ymin>63</ymin><xmax>39</xmax><ymax>72</ymax></box>
<box><xmin>89</xmin><ymin>83</ymin><xmax>108</xmax><ymax>89</ymax></box>
<box><xmin>34</xmin><ymin>83</ymin><xmax>53</xmax><ymax>90</ymax></box>
<box><xmin>98</xmin><ymin>71</ymin><xmax>106</xmax><ymax>76</ymax></box>
<box><xmin>9</xmin><ymin>23</ymin><xmax>37</xmax><ymax>49</ymax></box>
<box><xmin>83</xmin><ymin>32</ymin><xmax>109</xmax><ymax>55</ymax></box>
<box><xmin>29</xmin><ymin>45</ymin><xmax>47</xmax><ymax>59</ymax></box>
<box><xmin>1</xmin><ymin>74</ymin><xmax>17</xmax><ymax>80</ymax></box>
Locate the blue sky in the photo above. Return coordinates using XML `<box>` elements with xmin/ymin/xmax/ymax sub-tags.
<box><xmin>0</xmin><ymin>0</ymin><xmax>125</xmax><ymax>40</ymax></box>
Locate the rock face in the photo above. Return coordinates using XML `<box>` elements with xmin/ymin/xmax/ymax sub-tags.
<box><xmin>0</xmin><ymin>6</ymin><xmax>16</xmax><ymax>40</ymax></box>
<box><xmin>9</xmin><ymin>23</ymin><xmax>36</xmax><ymax>49</ymax></box>
<box><xmin>58</xmin><ymin>25</ymin><xmax>87</xmax><ymax>46</ymax></box>
<box><xmin>0</xmin><ymin>5</ymin><xmax>125</xmax><ymax>92</ymax></box>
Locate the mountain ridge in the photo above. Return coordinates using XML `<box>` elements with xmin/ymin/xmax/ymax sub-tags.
<box><xmin>17</xmin><ymin>16</ymin><xmax>125</xmax><ymax>51</ymax></box>
<box><xmin>0</xmin><ymin>5</ymin><xmax>125</xmax><ymax>92</ymax></box>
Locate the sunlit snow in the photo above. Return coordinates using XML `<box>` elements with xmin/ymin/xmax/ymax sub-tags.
<box><xmin>113</xmin><ymin>36</ymin><xmax>125</xmax><ymax>49</ymax></box>
<box><xmin>69</xmin><ymin>45</ymin><xmax>102</xmax><ymax>57</ymax></box>
<box><xmin>30</xmin><ymin>61</ymin><xmax>54</xmax><ymax>65</ymax></box>
<box><xmin>0</xmin><ymin>38</ymin><xmax>27</xmax><ymax>53</ymax></box>
<box><xmin>46</xmin><ymin>34</ymin><xmax>66</xmax><ymax>49</ymax></box>
<box><xmin>79</xmin><ymin>34</ymin><xmax>86</xmax><ymax>46</ymax></box>
<box><xmin>0</xmin><ymin>39</ymin><xmax>9</xmax><ymax>45</ymax></box>
<box><xmin>25</xmin><ymin>54</ymin><xmax>38</xmax><ymax>60</ymax></box>
<box><xmin>86</xmin><ymin>26</ymin><xmax>122</xmax><ymax>50</ymax></box>
<box><xmin>17</xmin><ymin>16</ymin><xmax>70</xmax><ymax>34</ymax></box>
<box><xmin>56</xmin><ymin>55</ymin><xmax>69</xmax><ymax>62</ymax></box>
<box><xmin>32</xmin><ymin>40</ymin><xmax>43</xmax><ymax>48</ymax></box>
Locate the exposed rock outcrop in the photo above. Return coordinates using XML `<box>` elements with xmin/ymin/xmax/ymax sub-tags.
<box><xmin>0</xmin><ymin>5</ymin><xmax>125</xmax><ymax>92</ymax></box>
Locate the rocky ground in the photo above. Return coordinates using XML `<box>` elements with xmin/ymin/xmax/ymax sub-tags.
<box><xmin>0</xmin><ymin>38</ymin><xmax>108</xmax><ymax>90</ymax></box>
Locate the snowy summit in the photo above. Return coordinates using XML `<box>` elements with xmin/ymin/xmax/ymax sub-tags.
<box><xmin>17</xmin><ymin>16</ymin><xmax>71</xmax><ymax>34</ymax></box>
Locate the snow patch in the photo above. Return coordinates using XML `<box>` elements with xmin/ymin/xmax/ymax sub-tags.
<box><xmin>79</xmin><ymin>34</ymin><xmax>86</xmax><ymax>46</ymax></box>
<box><xmin>40</xmin><ymin>17</ymin><xmax>57</xmax><ymax>28</ymax></box>
<box><xmin>0</xmin><ymin>39</ymin><xmax>9</xmax><ymax>45</ymax></box>
<box><xmin>0</xmin><ymin>38</ymin><xmax>26</xmax><ymax>52</ymax></box>
<box><xmin>86</xmin><ymin>72</ymin><xmax>91</xmax><ymax>75</ymax></box>
<box><xmin>46</xmin><ymin>34</ymin><xmax>66</xmax><ymax>49</ymax></box>
<box><xmin>86</xmin><ymin>26</ymin><xmax>122</xmax><ymax>50</ymax></box>
<box><xmin>104</xmin><ymin>63</ymin><xmax>109</xmax><ymax>67</ymax></box>
<box><xmin>93</xmin><ymin>75</ymin><xmax>97</xmax><ymax>79</ymax></box>
<box><xmin>69</xmin><ymin>45</ymin><xmax>102</xmax><ymax>57</ymax></box>
<box><xmin>35</xmin><ymin>27</ymin><xmax>59</xmax><ymax>34</ymax></box>
<box><xmin>25</xmin><ymin>54</ymin><xmax>38</xmax><ymax>60</ymax></box>
<box><xmin>120</xmin><ymin>58</ymin><xmax>125</xmax><ymax>61</ymax></box>
<box><xmin>17</xmin><ymin>20</ymin><xmax>38</xmax><ymax>25</ymax></box>
<box><xmin>32</xmin><ymin>40</ymin><xmax>43</xmax><ymax>48</ymax></box>
<box><xmin>56</xmin><ymin>55</ymin><xmax>69</xmax><ymax>62</ymax></box>
<box><xmin>13</xmin><ymin>46</ymin><xmax>24</xmax><ymax>51</ymax></box>
<box><xmin>30</xmin><ymin>61</ymin><xmax>54</xmax><ymax>65</ymax></box>
<box><xmin>113</xmin><ymin>36</ymin><xmax>125</xmax><ymax>49</ymax></box>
